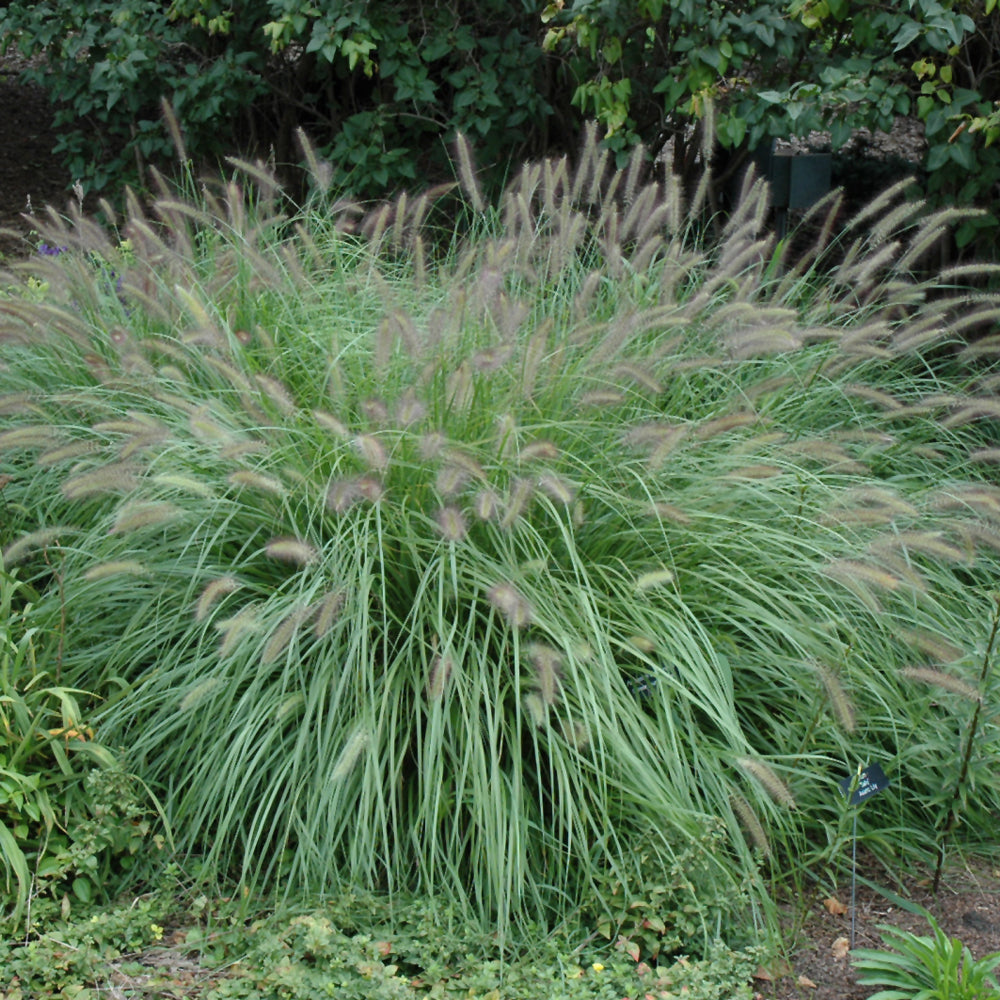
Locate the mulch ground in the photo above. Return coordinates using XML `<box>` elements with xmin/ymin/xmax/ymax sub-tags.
<box><xmin>756</xmin><ymin>858</ymin><xmax>1000</xmax><ymax>1000</ymax></box>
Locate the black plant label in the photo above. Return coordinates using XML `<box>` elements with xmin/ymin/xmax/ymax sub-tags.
<box><xmin>840</xmin><ymin>763</ymin><xmax>890</xmax><ymax>806</ymax></box>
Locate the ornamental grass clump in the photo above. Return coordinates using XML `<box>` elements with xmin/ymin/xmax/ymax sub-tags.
<box><xmin>2</xmin><ymin>128</ymin><xmax>1000</xmax><ymax>942</ymax></box>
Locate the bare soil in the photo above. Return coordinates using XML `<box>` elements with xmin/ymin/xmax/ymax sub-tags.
<box><xmin>755</xmin><ymin>859</ymin><xmax>1000</xmax><ymax>1000</ymax></box>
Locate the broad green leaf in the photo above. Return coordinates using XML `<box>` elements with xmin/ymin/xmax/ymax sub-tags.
<box><xmin>892</xmin><ymin>21</ymin><xmax>923</xmax><ymax>52</ymax></box>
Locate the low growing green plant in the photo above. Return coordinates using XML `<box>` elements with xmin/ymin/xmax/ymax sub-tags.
<box><xmin>587</xmin><ymin>823</ymin><xmax>744</xmax><ymax>962</ymax></box>
<box><xmin>852</xmin><ymin>908</ymin><xmax>1000</xmax><ymax>1000</ymax></box>
<box><xmin>0</xmin><ymin>561</ymin><xmax>165</xmax><ymax>929</ymax></box>
<box><xmin>0</xmin><ymin>880</ymin><xmax>761</xmax><ymax>1000</ymax></box>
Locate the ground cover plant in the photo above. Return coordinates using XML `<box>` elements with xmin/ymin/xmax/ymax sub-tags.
<box><xmin>1</xmin><ymin>128</ymin><xmax>1000</xmax><ymax>963</ymax></box>
<box><xmin>0</xmin><ymin>877</ymin><xmax>761</xmax><ymax>999</ymax></box>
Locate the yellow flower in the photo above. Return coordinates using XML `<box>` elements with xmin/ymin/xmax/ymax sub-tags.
<box><xmin>150</xmin><ymin>923</ymin><xmax>164</xmax><ymax>941</ymax></box>
<box><xmin>591</xmin><ymin>962</ymin><xmax>605</xmax><ymax>973</ymax></box>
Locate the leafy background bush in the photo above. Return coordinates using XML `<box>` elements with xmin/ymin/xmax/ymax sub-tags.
<box><xmin>0</xmin><ymin>0</ymin><xmax>562</xmax><ymax>198</ymax></box>
<box><xmin>2</xmin><ymin>131</ymin><xmax>1000</xmax><ymax>954</ymax></box>
<box><xmin>1</xmin><ymin>0</ymin><xmax>999</xmax><ymax>258</ymax></box>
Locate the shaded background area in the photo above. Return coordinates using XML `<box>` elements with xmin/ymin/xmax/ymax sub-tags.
<box><xmin>0</xmin><ymin>55</ymin><xmax>72</xmax><ymax>259</ymax></box>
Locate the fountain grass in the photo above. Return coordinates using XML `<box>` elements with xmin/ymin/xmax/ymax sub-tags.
<box><xmin>2</xmin><ymin>131</ymin><xmax>999</xmax><ymax>946</ymax></box>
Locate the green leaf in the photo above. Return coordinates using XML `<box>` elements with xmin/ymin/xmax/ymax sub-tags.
<box><xmin>830</xmin><ymin>120</ymin><xmax>853</xmax><ymax>148</ymax></box>
<box><xmin>949</xmin><ymin>141</ymin><xmax>975</xmax><ymax>170</ymax></box>
<box><xmin>72</xmin><ymin>875</ymin><xmax>94</xmax><ymax>902</ymax></box>
<box><xmin>892</xmin><ymin>21</ymin><xmax>923</xmax><ymax>52</ymax></box>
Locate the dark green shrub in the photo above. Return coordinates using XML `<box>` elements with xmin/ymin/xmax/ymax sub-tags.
<box><xmin>546</xmin><ymin>0</ymin><xmax>1000</xmax><ymax>256</ymax></box>
<box><xmin>0</xmin><ymin>0</ymin><xmax>566</xmax><ymax>200</ymax></box>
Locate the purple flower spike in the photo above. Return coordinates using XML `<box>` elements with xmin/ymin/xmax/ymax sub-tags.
<box><xmin>37</xmin><ymin>243</ymin><xmax>69</xmax><ymax>257</ymax></box>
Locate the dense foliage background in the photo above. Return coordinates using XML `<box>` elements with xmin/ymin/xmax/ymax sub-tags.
<box><xmin>1</xmin><ymin>0</ymin><xmax>999</xmax><ymax>252</ymax></box>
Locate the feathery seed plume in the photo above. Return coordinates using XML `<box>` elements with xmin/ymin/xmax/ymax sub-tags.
<box><xmin>528</xmin><ymin>643</ymin><xmax>562</xmax><ymax>705</ymax></box>
<box><xmin>446</xmin><ymin>361</ymin><xmax>474</xmax><ymax>413</ymax></box>
<box><xmin>869</xmin><ymin>530</ymin><xmax>967</xmax><ymax>564</ymax></box>
<box><xmin>724</xmin><ymin>464</ymin><xmax>783</xmax><ymax>480</ymax></box>
<box><xmin>501</xmin><ymin>478</ymin><xmax>535</xmax><ymax>530</ymax></box>
<box><xmin>393</xmin><ymin>391</ymin><xmax>426</xmax><ymax>427</ymax></box>
<box><xmin>195</xmin><ymin>576</ymin><xmax>241</xmax><ymax>622</ymax></box>
<box><xmin>443</xmin><ymin>448</ymin><xmax>485</xmax><ymax>480</ymax></box>
<box><xmin>219</xmin><ymin>440</ymin><xmax>267</xmax><ymax>460</ymax></box>
<box><xmin>635</xmin><ymin>568</ymin><xmax>675</xmax><ymax>592</ymax></box>
<box><xmin>36</xmin><ymin>440</ymin><xmax>100</xmax><ymax>467</ymax></box>
<box><xmin>2</xmin><ymin>527</ymin><xmax>67</xmax><ymax>566</ymax></box>
<box><xmin>737</xmin><ymin>757</ymin><xmax>796</xmax><ymax>808</ymax></box>
<box><xmin>265</xmin><ymin>536</ymin><xmax>318</xmax><ymax>565</ymax></box>
<box><xmin>63</xmin><ymin>463</ymin><xmax>139</xmax><ymax>500</ymax></box>
<box><xmin>313</xmin><ymin>410</ymin><xmax>348</xmax><ymax>439</ymax></box>
<box><xmin>496</xmin><ymin>414</ymin><xmax>518</xmax><ymax>459</ymax></box>
<box><xmin>189</xmin><ymin>411</ymin><xmax>230</xmax><ymax>442</ymax></box>
<box><xmin>180</xmin><ymin>677</ymin><xmax>223</xmax><ymax>712</ymax></box>
<box><xmin>900</xmin><ymin>667</ymin><xmax>981</xmax><ymax>702</ymax></box>
<box><xmin>647</xmin><ymin>502</ymin><xmax>691</xmax><ymax>525</ymax></box>
<box><xmin>354</xmin><ymin>433</ymin><xmax>389</xmax><ymax>471</ymax></box>
<box><xmin>229</xmin><ymin>470</ymin><xmax>285</xmax><ymax>495</ymax></box>
<box><xmin>560</xmin><ymin>719</ymin><xmax>591</xmax><ymax>751</ymax></box>
<box><xmin>521</xmin><ymin>321</ymin><xmax>552</xmax><ymax>401</ymax></box>
<box><xmin>962</xmin><ymin>522</ymin><xmax>1000</xmax><ymax>555</ymax></box>
<box><xmin>824</xmin><ymin>559</ymin><xmax>901</xmax><ymax>593</ymax></box>
<box><xmin>327</xmin><ymin>475</ymin><xmax>384</xmax><ymax>513</ymax></box>
<box><xmin>419</xmin><ymin>432</ymin><xmax>447</xmax><ymax>460</ymax></box>
<box><xmin>436</xmin><ymin>465</ymin><xmax>469</xmax><ymax>497</ymax></box>
<box><xmin>427</xmin><ymin>650</ymin><xmax>454</xmax><ymax>700</ymax></box>
<box><xmin>488</xmin><ymin>581</ymin><xmax>533</xmax><ymax>629</ymax></box>
<box><xmin>900</xmin><ymin>629</ymin><xmax>963</xmax><ymax>664</ymax></box>
<box><xmin>261</xmin><ymin>606</ymin><xmax>317</xmax><ymax>665</ymax></box>
<box><xmin>580</xmin><ymin>389</ymin><xmax>626</xmax><ymax>407</ymax></box>
<box><xmin>314</xmin><ymin>590</ymin><xmax>346</xmax><ymax>638</ymax></box>
<box><xmin>454</xmin><ymin>132</ymin><xmax>485</xmax><ymax>212</ymax></box>
<box><xmin>474</xmin><ymin>489</ymin><xmax>501</xmax><ymax>521</ymax></box>
<box><xmin>695</xmin><ymin>413</ymin><xmax>759</xmax><ymax>440</ymax></box>
<box><xmin>435</xmin><ymin>505</ymin><xmax>468</xmax><ymax>542</ymax></box>
<box><xmin>814</xmin><ymin>664</ymin><xmax>855</xmax><ymax>733</ymax></box>
<box><xmin>215</xmin><ymin>603</ymin><xmax>261</xmax><ymax>657</ymax></box>
<box><xmin>730</xmin><ymin>792</ymin><xmax>771</xmax><ymax>856</ymax></box>
<box><xmin>332</xmin><ymin>726</ymin><xmax>370</xmax><ymax>781</ymax></box>
<box><xmin>932</xmin><ymin>485</ymin><xmax>1000</xmax><ymax>519</ymax></box>
<box><xmin>523</xmin><ymin>692</ymin><xmax>547</xmax><ymax>728</ymax></box>
<box><xmin>360</xmin><ymin>398</ymin><xmax>389</xmax><ymax>424</ymax></box>
<box><xmin>254</xmin><ymin>374</ymin><xmax>297</xmax><ymax>414</ymax></box>
<box><xmin>111</xmin><ymin>501</ymin><xmax>181</xmax><ymax>535</ymax></box>
<box><xmin>519</xmin><ymin>440</ymin><xmax>560</xmax><ymax>462</ymax></box>
<box><xmin>83</xmin><ymin>560</ymin><xmax>149</xmax><ymax>581</ymax></box>
<box><xmin>613</xmin><ymin>363</ymin><xmax>663</xmax><ymax>394</ymax></box>
<box><xmin>537</xmin><ymin>473</ymin><xmax>575</xmax><ymax>505</ymax></box>
<box><xmin>0</xmin><ymin>393</ymin><xmax>37</xmax><ymax>416</ymax></box>
<box><xmin>152</xmin><ymin>473</ymin><xmax>215</xmax><ymax>498</ymax></box>
<box><xmin>472</xmin><ymin>345</ymin><xmax>514</xmax><ymax>372</ymax></box>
